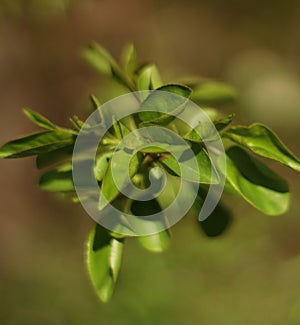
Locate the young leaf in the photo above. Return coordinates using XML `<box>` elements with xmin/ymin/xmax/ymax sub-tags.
<box><xmin>87</xmin><ymin>225</ymin><xmax>124</xmax><ymax>303</ymax></box>
<box><xmin>225</xmin><ymin>146</ymin><xmax>290</xmax><ymax>215</ymax></box>
<box><xmin>160</xmin><ymin>144</ymin><xmax>219</xmax><ymax>184</ymax></box>
<box><xmin>23</xmin><ymin>108</ymin><xmax>57</xmax><ymax>130</ymax></box>
<box><xmin>98</xmin><ymin>151</ymin><xmax>141</xmax><ymax>210</ymax></box>
<box><xmin>90</xmin><ymin>94</ymin><xmax>101</xmax><ymax>111</ymax></box>
<box><xmin>82</xmin><ymin>42</ymin><xmax>118</xmax><ymax>76</ymax></box>
<box><xmin>94</xmin><ymin>152</ymin><xmax>112</xmax><ymax>182</ymax></box>
<box><xmin>183</xmin><ymin>114</ymin><xmax>235</xmax><ymax>143</ymax></box>
<box><xmin>139</xmin><ymin>84</ymin><xmax>192</xmax><ymax>125</ymax></box>
<box><xmin>190</xmin><ymin>81</ymin><xmax>237</xmax><ymax>105</ymax></box>
<box><xmin>0</xmin><ymin>131</ymin><xmax>75</xmax><ymax>159</ymax></box>
<box><xmin>223</xmin><ymin>123</ymin><xmax>300</xmax><ymax>172</ymax></box>
<box><xmin>39</xmin><ymin>164</ymin><xmax>74</xmax><ymax>192</ymax></box>
<box><xmin>137</xmin><ymin>64</ymin><xmax>162</xmax><ymax>92</ymax></box>
<box><xmin>121</xmin><ymin>43</ymin><xmax>136</xmax><ymax>74</ymax></box>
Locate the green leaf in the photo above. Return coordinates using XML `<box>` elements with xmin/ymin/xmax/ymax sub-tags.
<box><xmin>0</xmin><ymin>130</ymin><xmax>75</xmax><ymax>159</ymax></box>
<box><xmin>87</xmin><ymin>225</ymin><xmax>124</xmax><ymax>303</ymax></box>
<box><xmin>121</xmin><ymin>43</ymin><xmax>136</xmax><ymax>74</ymax></box>
<box><xmin>131</xmin><ymin>199</ymin><xmax>170</xmax><ymax>252</ymax></box>
<box><xmin>139</xmin><ymin>84</ymin><xmax>192</xmax><ymax>125</ymax></box>
<box><xmin>23</xmin><ymin>108</ymin><xmax>57</xmax><ymax>130</ymax></box>
<box><xmin>160</xmin><ymin>144</ymin><xmax>219</xmax><ymax>184</ymax></box>
<box><xmin>82</xmin><ymin>42</ymin><xmax>118</xmax><ymax>76</ymax></box>
<box><xmin>137</xmin><ymin>64</ymin><xmax>162</xmax><ymax>92</ymax></box>
<box><xmin>191</xmin><ymin>81</ymin><xmax>237</xmax><ymax>105</ymax></box>
<box><xmin>183</xmin><ymin>114</ymin><xmax>235</xmax><ymax>143</ymax></box>
<box><xmin>194</xmin><ymin>192</ymin><xmax>232</xmax><ymax>237</ymax></box>
<box><xmin>36</xmin><ymin>145</ymin><xmax>73</xmax><ymax>169</ymax></box>
<box><xmin>94</xmin><ymin>152</ymin><xmax>112</xmax><ymax>182</ymax></box>
<box><xmin>223</xmin><ymin>123</ymin><xmax>300</xmax><ymax>172</ymax></box>
<box><xmin>99</xmin><ymin>151</ymin><xmax>141</xmax><ymax>210</ymax></box>
<box><xmin>225</xmin><ymin>146</ymin><xmax>290</xmax><ymax>215</ymax></box>
<box><xmin>90</xmin><ymin>94</ymin><xmax>101</xmax><ymax>111</ymax></box>
<box><xmin>39</xmin><ymin>164</ymin><xmax>74</xmax><ymax>192</ymax></box>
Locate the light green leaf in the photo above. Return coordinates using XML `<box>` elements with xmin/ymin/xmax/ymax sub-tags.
<box><xmin>23</xmin><ymin>108</ymin><xmax>57</xmax><ymax>130</ymax></box>
<box><xmin>0</xmin><ymin>130</ymin><xmax>75</xmax><ymax>159</ymax></box>
<box><xmin>225</xmin><ymin>146</ymin><xmax>289</xmax><ymax>215</ymax></box>
<box><xmin>94</xmin><ymin>152</ymin><xmax>112</xmax><ymax>182</ymax></box>
<box><xmin>224</xmin><ymin>123</ymin><xmax>300</xmax><ymax>172</ymax></box>
<box><xmin>39</xmin><ymin>164</ymin><xmax>74</xmax><ymax>192</ymax></box>
<box><xmin>121</xmin><ymin>43</ymin><xmax>136</xmax><ymax>74</ymax></box>
<box><xmin>90</xmin><ymin>94</ymin><xmax>101</xmax><ymax>111</ymax></box>
<box><xmin>98</xmin><ymin>151</ymin><xmax>141</xmax><ymax>210</ymax></box>
<box><xmin>191</xmin><ymin>81</ymin><xmax>237</xmax><ymax>105</ymax></box>
<box><xmin>183</xmin><ymin>114</ymin><xmax>235</xmax><ymax>143</ymax></box>
<box><xmin>82</xmin><ymin>42</ymin><xmax>118</xmax><ymax>76</ymax></box>
<box><xmin>160</xmin><ymin>144</ymin><xmax>219</xmax><ymax>184</ymax></box>
<box><xmin>139</xmin><ymin>84</ymin><xmax>192</xmax><ymax>125</ymax></box>
<box><xmin>137</xmin><ymin>64</ymin><xmax>162</xmax><ymax>93</ymax></box>
<box><xmin>87</xmin><ymin>225</ymin><xmax>124</xmax><ymax>303</ymax></box>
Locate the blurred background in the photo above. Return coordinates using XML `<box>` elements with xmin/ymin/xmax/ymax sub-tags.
<box><xmin>1</xmin><ymin>0</ymin><xmax>300</xmax><ymax>324</ymax></box>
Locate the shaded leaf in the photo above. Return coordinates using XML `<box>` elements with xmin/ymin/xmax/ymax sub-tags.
<box><xmin>225</xmin><ymin>146</ymin><xmax>289</xmax><ymax>215</ymax></box>
<box><xmin>36</xmin><ymin>145</ymin><xmax>73</xmax><ymax>169</ymax></box>
<box><xmin>224</xmin><ymin>123</ymin><xmax>300</xmax><ymax>172</ymax></box>
<box><xmin>87</xmin><ymin>225</ymin><xmax>124</xmax><ymax>303</ymax></box>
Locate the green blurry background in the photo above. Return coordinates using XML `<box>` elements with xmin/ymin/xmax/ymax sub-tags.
<box><xmin>1</xmin><ymin>0</ymin><xmax>300</xmax><ymax>324</ymax></box>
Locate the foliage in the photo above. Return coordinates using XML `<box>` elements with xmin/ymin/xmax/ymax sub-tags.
<box><xmin>1</xmin><ymin>43</ymin><xmax>300</xmax><ymax>302</ymax></box>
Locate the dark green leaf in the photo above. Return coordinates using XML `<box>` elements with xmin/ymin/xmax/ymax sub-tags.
<box><xmin>224</xmin><ymin>123</ymin><xmax>300</xmax><ymax>172</ymax></box>
<box><xmin>131</xmin><ymin>199</ymin><xmax>170</xmax><ymax>252</ymax></box>
<box><xmin>23</xmin><ymin>108</ymin><xmax>57</xmax><ymax>130</ymax></box>
<box><xmin>191</xmin><ymin>82</ymin><xmax>237</xmax><ymax>105</ymax></box>
<box><xmin>225</xmin><ymin>146</ymin><xmax>289</xmax><ymax>215</ymax></box>
<box><xmin>0</xmin><ymin>130</ymin><xmax>75</xmax><ymax>159</ymax></box>
<box><xmin>139</xmin><ymin>84</ymin><xmax>192</xmax><ymax>125</ymax></box>
<box><xmin>194</xmin><ymin>192</ymin><xmax>232</xmax><ymax>237</ymax></box>
<box><xmin>36</xmin><ymin>145</ymin><xmax>73</xmax><ymax>169</ymax></box>
<box><xmin>87</xmin><ymin>225</ymin><xmax>124</xmax><ymax>303</ymax></box>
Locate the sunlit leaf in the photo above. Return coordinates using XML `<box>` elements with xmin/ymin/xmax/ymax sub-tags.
<box><xmin>0</xmin><ymin>130</ymin><xmax>75</xmax><ymax>159</ymax></box>
<box><xmin>139</xmin><ymin>84</ymin><xmax>192</xmax><ymax>125</ymax></box>
<box><xmin>137</xmin><ymin>64</ymin><xmax>162</xmax><ymax>94</ymax></box>
<box><xmin>224</xmin><ymin>123</ymin><xmax>300</xmax><ymax>172</ymax></box>
<box><xmin>121</xmin><ymin>43</ymin><xmax>136</xmax><ymax>74</ymax></box>
<box><xmin>39</xmin><ymin>164</ymin><xmax>74</xmax><ymax>192</ymax></box>
<box><xmin>23</xmin><ymin>108</ymin><xmax>57</xmax><ymax>130</ymax></box>
<box><xmin>191</xmin><ymin>81</ymin><xmax>237</xmax><ymax>105</ymax></box>
<box><xmin>225</xmin><ymin>146</ymin><xmax>289</xmax><ymax>215</ymax></box>
<box><xmin>160</xmin><ymin>144</ymin><xmax>219</xmax><ymax>184</ymax></box>
<box><xmin>98</xmin><ymin>151</ymin><xmax>141</xmax><ymax>210</ymax></box>
<box><xmin>87</xmin><ymin>225</ymin><xmax>124</xmax><ymax>303</ymax></box>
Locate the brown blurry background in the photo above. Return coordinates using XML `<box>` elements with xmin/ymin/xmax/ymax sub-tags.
<box><xmin>0</xmin><ymin>0</ymin><xmax>300</xmax><ymax>324</ymax></box>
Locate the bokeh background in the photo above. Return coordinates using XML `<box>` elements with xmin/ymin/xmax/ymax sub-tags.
<box><xmin>1</xmin><ymin>0</ymin><xmax>300</xmax><ymax>324</ymax></box>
